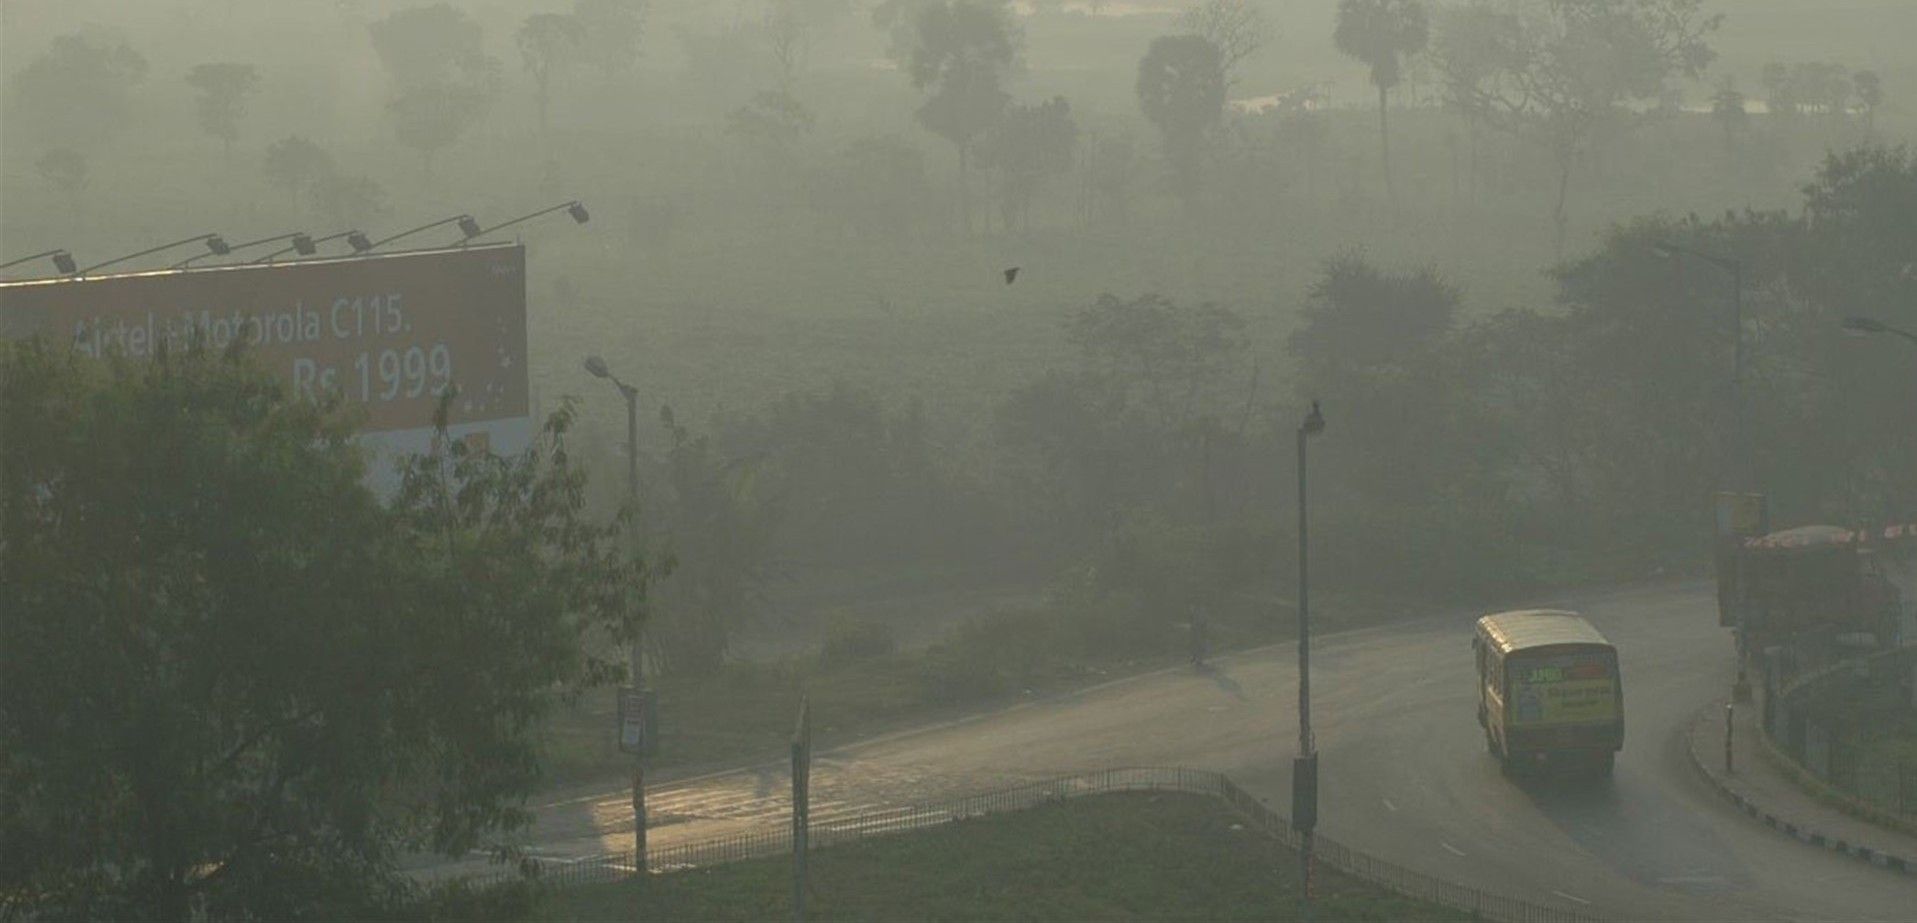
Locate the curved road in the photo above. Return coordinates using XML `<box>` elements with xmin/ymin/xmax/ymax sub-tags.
<box><xmin>447</xmin><ymin>581</ymin><xmax>1917</xmax><ymax>920</ymax></box>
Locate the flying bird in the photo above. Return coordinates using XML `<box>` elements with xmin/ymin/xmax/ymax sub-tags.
<box><xmin>1003</xmin><ymin>267</ymin><xmax>1020</xmax><ymax>285</ymax></box>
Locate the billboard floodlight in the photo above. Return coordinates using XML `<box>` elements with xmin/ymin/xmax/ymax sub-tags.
<box><xmin>0</xmin><ymin>249</ymin><xmax>79</xmax><ymax>277</ymax></box>
<box><xmin>459</xmin><ymin>201</ymin><xmax>592</xmax><ymax>247</ymax></box>
<box><xmin>79</xmin><ymin>234</ymin><xmax>228</xmax><ymax>276</ymax></box>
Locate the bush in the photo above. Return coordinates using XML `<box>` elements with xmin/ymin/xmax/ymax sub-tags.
<box><xmin>820</xmin><ymin>613</ymin><xmax>899</xmax><ymax>667</ymax></box>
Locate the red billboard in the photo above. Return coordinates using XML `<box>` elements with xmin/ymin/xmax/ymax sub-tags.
<box><xmin>0</xmin><ymin>245</ymin><xmax>527</xmax><ymax>435</ymax></box>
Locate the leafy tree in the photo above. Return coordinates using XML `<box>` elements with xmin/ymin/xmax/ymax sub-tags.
<box><xmin>727</xmin><ymin>89</ymin><xmax>815</xmax><ymax>165</ymax></box>
<box><xmin>368</xmin><ymin>4</ymin><xmax>500</xmax><ymax>176</ymax></box>
<box><xmin>388</xmin><ymin>81</ymin><xmax>494</xmax><ymax>178</ymax></box>
<box><xmin>1174</xmin><ymin>0</ymin><xmax>1268</xmax><ymax>84</ymax></box>
<box><xmin>34</xmin><ymin>149</ymin><xmax>88</xmax><ymax>215</ymax></box>
<box><xmin>1444</xmin><ymin>0</ymin><xmax>1719</xmax><ymax>252</ymax></box>
<box><xmin>977</xmin><ymin>95</ymin><xmax>1076</xmax><ymax>231</ymax></box>
<box><xmin>1333</xmin><ymin>0</ymin><xmax>1428</xmax><ymax>205</ymax></box>
<box><xmin>1135</xmin><ymin>34</ymin><xmax>1226</xmax><ymax>209</ymax></box>
<box><xmin>367</xmin><ymin>4</ymin><xmax>495</xmax><ymax>90</ymax></box>
<box><xmin>262</xmin><ymin>135</ymin><xmax>336</xmax><ymax>213</ymax></box>
<box><xmin>6</xmin><ymin>33</ymin><xmax>149</xmax><ymax>151</ymax></box>
<box><xmin>307</xmin><ymin>171</ymin><xmax>387</xmax><ymax>228</ymax></box>
<box><xmin>1710</xmin><ymin>76</ymin><xmax>1748</xmax><ymax>157</ymax></box>
<box><xmin>517</xmin><ymin>13</ymin><xmax>585</xmax><ymax>132</ymax></box>
<box><xmin>1854</xmin><ymin>69</ymin><xmax>1882</xmax><ymax>134</ymax></box>
<box><xmin>899</xmin><ymin>0</ymin><xmax>1021</xmax><ymax>233</ymax></box>
<box><xmin>1760</xmin><ymin>61</ymin><xmax>1796</xmax><ymax>117</ymax></box>
<box><xmin>808</xmin><ymin>135</ymin><xmax>936</xmax><ymax>240</ymax></box>
<box><xmin>572</xmin><ymin>0</ymin><xmax>648</xmax><ymax>79</ymax></box>
<box><xmin>184</xmin><ymin>62</ymin><xmax>259</xmax><ymax>166</ymax></box>
<box><xmin>0</xmin><ymin>340</ymin><xmax>640</xmax><ymax>920</ymax></box>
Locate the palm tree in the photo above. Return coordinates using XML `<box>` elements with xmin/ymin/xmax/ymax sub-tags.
<box><xmin>1333</xmin><ymin>0</ymin><xmax>1428</xmax><ymax>205</ymax></box>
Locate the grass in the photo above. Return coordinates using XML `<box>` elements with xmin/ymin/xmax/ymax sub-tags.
<box><xmin>532</xmin><ymin>791</ymin><xmax>1474</xmax><ymax>923</ymax></box>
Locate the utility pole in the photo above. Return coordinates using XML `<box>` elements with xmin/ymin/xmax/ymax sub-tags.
<box><xmin>584</xmin><ymin>354</ymin><xmax>648</xmax><ymax>872</ymax></box>
<box><xmin>792</xmin><ymin>697</ymin><xmax>812</xmax><ymax>923</ymax></box>
<box><xmin>1294</xmin><ymin>401</ymin><xmax>1325</xmax><ymax>921</ymax></box>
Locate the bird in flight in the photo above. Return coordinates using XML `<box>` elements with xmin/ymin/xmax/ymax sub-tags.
<box><xmin>1003</xmin><ymin>267</ymin><xmax>1020</xmax><ymax>285</ymax></box>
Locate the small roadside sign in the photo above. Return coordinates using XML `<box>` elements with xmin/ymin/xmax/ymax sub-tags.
<box><xmin>618</xmin><ymin>686</ymin><xmax>654</xmax><ymax>755</ymax></box>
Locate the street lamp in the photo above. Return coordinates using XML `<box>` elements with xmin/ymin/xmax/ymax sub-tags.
<box><xmin>79</xmin><ymin>233</ymin><xmax>229</xmax><ymax>276</ymax></box>
<box><xmin>173</xmin><ymin>231</ymin><xmax>314</xmax><ymax>268</ymax></box>
<box><xmin>1294</xmin><ymin>399</ymin><xmax>1325</xmax><ymax>920</ymax></box>
<box><xmin>584</xmin><ymin>353</ymin><xmax>648</xmax><ymax>870</ymax></box>
<box><xmin>1842</xmin><ymin>316</ymin><xmax>1917</xmax><ymax>346</ymax></box>
<box><xmin>251</xmin><ymin>229</ymin><xmax>374</xmax><ymax>264</ymax></box>
<box><xmin>359</xmin><ymin>214</ymin><xmax>483</xmax><ymax>254</ymax></box>
<box><xmin>0</xmin><ymin>249</ymin><xmax>78</xmax><ymax>277</ymax></box>
<box><xmin>458</xmin><ymin>200</ymin><xmax>589</xmax><ymax>247</ymax></box>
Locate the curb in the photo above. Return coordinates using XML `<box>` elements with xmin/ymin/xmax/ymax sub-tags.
<box><xmin>1684</xmin><ymin>703</ymin><xmax>1917</xmax><ymax>877</ymax></box>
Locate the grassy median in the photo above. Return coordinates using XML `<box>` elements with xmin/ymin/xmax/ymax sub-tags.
<box><xmin>529</xmin><ymin>791</ymin><xmax>1472</xmax><ymax>922</ymax></box>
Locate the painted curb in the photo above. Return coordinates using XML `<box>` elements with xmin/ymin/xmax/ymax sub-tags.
<box><xmin>1685</xmin><ymin>703</ymin><xmax>1917</xmax><ymax>877</ymax></box>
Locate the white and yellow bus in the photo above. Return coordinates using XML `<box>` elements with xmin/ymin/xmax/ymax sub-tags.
<box><xmin>1473</xmin><ymin>610</ymin><xmax>1623</xmax><ymax>777</ymax></box>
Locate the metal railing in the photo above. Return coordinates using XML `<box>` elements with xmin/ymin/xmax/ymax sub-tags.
<box><xmin>463</xmin><ymin>766</ymin><xmax>1606</xmax><ymax>923</ymax></box>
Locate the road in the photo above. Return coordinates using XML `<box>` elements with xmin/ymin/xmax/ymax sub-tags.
<box><xmin>439</xmin><ymin>581</ymin><xmax>1917</xmax><ymax>920</ymax></box>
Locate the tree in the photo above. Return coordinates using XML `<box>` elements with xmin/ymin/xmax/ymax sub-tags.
<box><xmin>0</xmin><ymin>341</ymin><xmax>640</xmax><ymax>919</ymax></box>
<box><xmin>517</xmin><ymin>13</ymin><xmax>584</xmax><ymax>132</ymax></box>
<box><xmin>1174</xmin><ymin>0</ymin><xmax>1268</xmax><ymax>84</ymax></box>
<box><xmin>388</xmin><ymin>82</ymin><xmax>494</xmax><ymax>178</ymax></box>
<box><xmin>1710</xmin><ymin>76</ymin><xmax>1748</xmax><ymax>158</ymax></box>
<box><xmin>6</xmin><ymin>34</ymin><xmax>148</xmax><ymax>152</ymax></box>
<box><xmin>1135</xmin><ymin>34</ymin><xmax>1226</xmax><ymax>209</ymax></box>
<box><xmin>184</xmin><ymin>63</ymin><xmax>259</xmax><ymax>167</ymax></box>
<box><xmin>262</xmin><ymin>135</ymin><xmax>336</xmax><ymax>213</ymax></box>
<box><xmin>1760</xmin><ymin>61</ymin><xmax>1796</xmax><ymax>117</ymax></box>
<box><xmin>1333</xmin><ymin>0</ymin><xmax>1428</xmax><ymax>206</ymax></box>
<box><xmin>34</xmin><ymin>149</ymin><xmax>88</xmax><ymax>214</ymax></box>
<box><xmin>1854</xmin><ymin>69</ymin><xmax>1882</xmax><ymax>135</ymax></box>
<box><xmin>899</xmin><ymin>0</ymin><xmax>1020</xmax><ymax>234</ymax></box>
<box><xmin>307</xmin><ymin>172</ymin><xmax>387</xmax><ymax>228</ymax></box>
<box><xmin>808</xmin><ymin>135</ymin><xmax>937</xmax><ymax>240</ymax></box>
<box><xmin>368</xmin><ymin>4</ymin><xmax>500</xmax><ymax>176</ymax></box>
<box><xmin>977</xmin><ymin>95</ymin><xmax>1076</xmax><ymax>231</ymax></box>
<box><xmin>572</xmin><ymin>0</ymin><xmax>647</xmax><ymax>79</ymax></box>
<box><xmin>1445</xmin><ymin>0</ymin><xmax>1719</xmax><ymax>253</ymax></box>
<box><xmin>1431</xmin><ymin>2</ymin><xmax>1519</xmax><ymax>204</ymax></box>
<box><xmin>727</xmin><ymin>89</ymin><xmax>815</xmax><ymax>165</ymax></box>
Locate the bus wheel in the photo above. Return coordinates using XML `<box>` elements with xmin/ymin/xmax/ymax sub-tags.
<box><xmin>1484</xmin><ymin>728</ymin><xmax>1499</xmax><ymax>756</ymax></box>
<box><xmin>1596</xmin><ymin>753</ymin><xmax>1615</xmax><ymax>777</ymax></box>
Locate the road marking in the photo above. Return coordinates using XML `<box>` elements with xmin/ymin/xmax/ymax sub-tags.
<box><xmin>1655</xmin><ymin>875</ymin><xmax>1726</xmax><ymax>885</ymax></box>
<box><xmin>1551</xmin><ymin>890</ymin><xmax>1591</xmax><ymax>905</ymax></box>
<box><xmin>1381</xmin><ymin>798</ymin><xmax>1398</xmax><ymax>813</ymax></box>
<box><xmin>1440</xmin><ymin>841</ymin><xmax>1465</xmax><ymax>857</ymax></box>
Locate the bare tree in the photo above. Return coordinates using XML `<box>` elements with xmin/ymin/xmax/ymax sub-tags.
<box><xmin>1175</xmin><ymin>0</ymin><xmax>1268</xmax><ymax>84</ymax></box>
<box><xmin>1444</xmin><ymin>0</ymin><xmax>1719</xmax><ymax>253</ymax></box>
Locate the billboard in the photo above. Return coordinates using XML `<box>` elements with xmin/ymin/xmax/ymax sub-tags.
<box><xmin>1</xmin><ymin>245</ymin><xmax>530</xmax><ymax>482</ymax></box>
<box><xmin>1509</xmin><ymin>654</ymin><xmax>1618</xmax><ymax>728</ymax></box>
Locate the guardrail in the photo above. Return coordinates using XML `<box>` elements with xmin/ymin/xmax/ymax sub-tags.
<box><xmin>1764</xmin><ymin>643</ymin><xmax>1917</xmax><ymax>827</ymax></box>
<box><xmin>465</xmin><ymin>766</ymin><xmax>1605</xmax><ymax>923</ymax></box>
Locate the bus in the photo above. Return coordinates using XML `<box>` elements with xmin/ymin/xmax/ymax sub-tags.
<box><xmin>1473</xmin><ymin>610</ymin><xmax>1623</xmax><ymax>777</ymax></box>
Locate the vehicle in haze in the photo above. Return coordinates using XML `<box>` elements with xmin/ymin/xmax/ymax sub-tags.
<box><xmin>1473</xmin><ymin>610</ymin><xmax>1623</xmax><ymax>777</ymax></box>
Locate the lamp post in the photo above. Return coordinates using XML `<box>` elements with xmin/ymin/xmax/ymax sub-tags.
<box><xmin>584</xmin><ymin>353</ymin><xmax>647</xmax><ymax>870</ymax></box>
<box><xmin>1294</xmin><ymin>399</ymin><xmax>1325</xmax><ymax>920</ymax></box>
<box><xmin>457</xmin><ymin>200</ymin><xmax>589</xmax><ymax>247</ymax></box>
<box><xmin>360</xmin><ymin>214</ymin><xmax>483</xmax><ymax>254</ymax></box>
<box><xmin>0</xmin><ymin>249</ymin><xmax>77</xmax><ymax>277</ymax></box>
<box><xmin>173</xmin><ymin>231</ymin><xmax>315</xmax><ymax>268</ymax></box>
<box><xmin>251</xmin><ymin>229</ymin><xmax>374</xmax><ymax>264</ymax></box>
<box><xmin>79</xmin><ymin>233</ymin><xmax>229</xmax><ymax>276</ymax></box>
